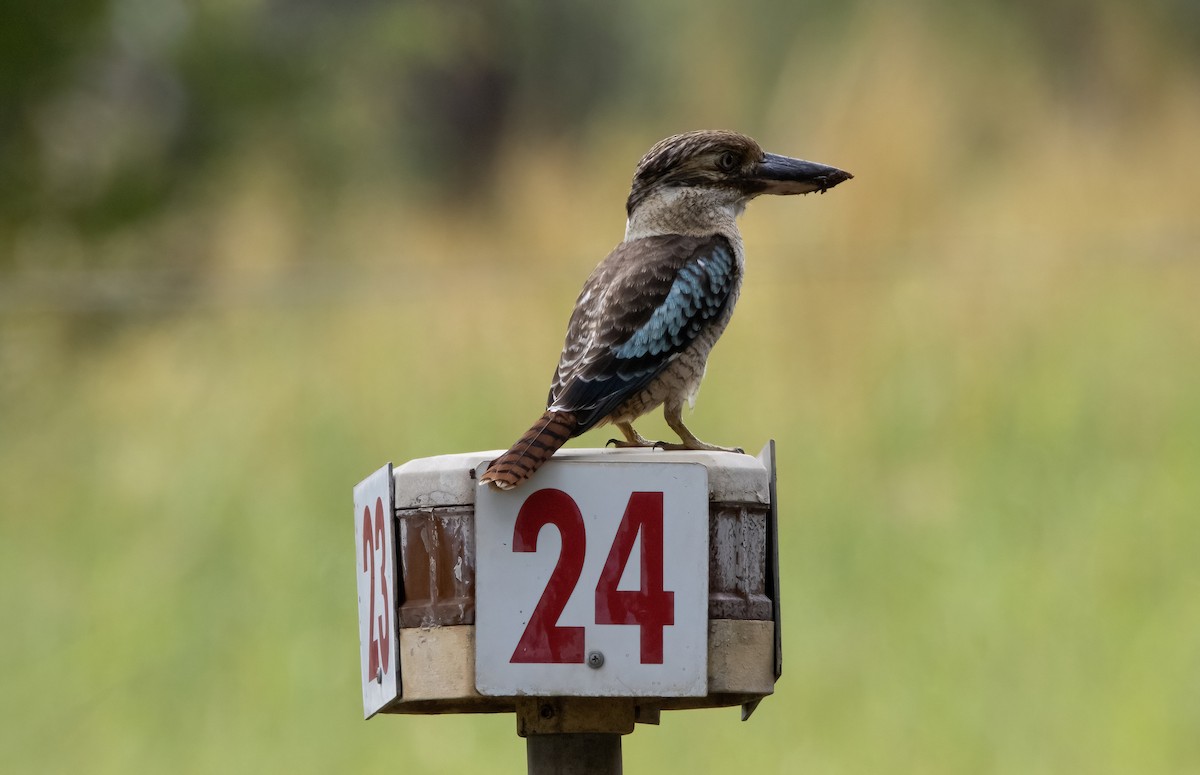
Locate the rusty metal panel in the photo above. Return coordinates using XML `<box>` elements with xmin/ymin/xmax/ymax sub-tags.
<box><xmin>708</xmin><ymin>503</ymin><xmax>772</xmax><ymax>620</ymax></box>
<box><xmin>396</xmin><ymin>505</ymin><xmax>476</xmax><ymax>628</ymax></box>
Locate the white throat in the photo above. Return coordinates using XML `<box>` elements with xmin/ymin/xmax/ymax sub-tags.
<box><xmin>624</xmin><ymin>187</ymin><xmax>748</xmax><ymax>241</ymax></box>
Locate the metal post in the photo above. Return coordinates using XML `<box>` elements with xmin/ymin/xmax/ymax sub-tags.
<box><xmin>527</xmin><ymin>733</ymin><xmax>622</xmax><ymax>775</ymax></box>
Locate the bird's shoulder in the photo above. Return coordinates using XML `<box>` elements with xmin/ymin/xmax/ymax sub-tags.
<box><xmin>594</xmin><ymin>232</ymin><xmax>735</xmax><ymax>290</ymax></box>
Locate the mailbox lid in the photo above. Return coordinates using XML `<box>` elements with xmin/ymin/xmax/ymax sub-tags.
<box><xmin>392</xmin><ymin>447</ymin><xmax>770</xmax><ymax>510</ymax></box>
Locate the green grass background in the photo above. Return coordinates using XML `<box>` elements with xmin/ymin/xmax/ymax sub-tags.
<box><xmin>3</xmin><ymin>2</ymin><xmax>1200</xmax><ymax>772</ymax></box>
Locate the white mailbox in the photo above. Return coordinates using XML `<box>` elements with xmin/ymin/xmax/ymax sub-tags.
<box><xmin>352</xmin><ymin>443</ymin><xmax>781</xmax><ymax>727</ymax></box>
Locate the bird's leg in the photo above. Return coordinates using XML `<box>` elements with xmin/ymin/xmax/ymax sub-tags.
<box><xmin>606</xmin><ymin>421</ymin><xmax>658</xmax><ymax>449</ymax></box>
<box><xmin>659</xmin><ymin>402</ymin><xmax>744</xmax><ymax>453</ymax></box>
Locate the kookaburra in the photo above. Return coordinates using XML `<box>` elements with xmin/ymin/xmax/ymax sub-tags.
<box><xmin>480</xmin><ymin>130</ymin><xmax>852</xmax><ymax>490</ymax></box>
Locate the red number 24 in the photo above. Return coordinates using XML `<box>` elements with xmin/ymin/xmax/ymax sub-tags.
<box><xmin>509</xmin><ymin>489</ymin><xmax>674</xmax><ymax>665</ymax></box>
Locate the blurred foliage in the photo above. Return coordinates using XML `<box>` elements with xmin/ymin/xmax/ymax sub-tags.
<box><xmin>7</xmin><ymin>0</ymin><xmax>1195</xmax><ymax>265</ymax></box>
<box><xmin>3</xmin><ymin>0</ymin><xmax>1200</xmax><ymax>773</ymax></box>
<box><xmin>3</xmin><ymin>0</ymin><xmax>1196</xmax><ymax>330</ymax></box>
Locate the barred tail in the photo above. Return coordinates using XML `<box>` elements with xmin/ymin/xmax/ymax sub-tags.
<box><xmin>479</xmin><ymin>410</ymin><xmax>578</xmax><ymax>490</ymax></box>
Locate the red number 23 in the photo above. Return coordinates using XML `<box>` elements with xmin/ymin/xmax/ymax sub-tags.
<box><xmin>362</xmin><ymin>497</ymin><xmax>391</xmax><ymax>681</ymax></box>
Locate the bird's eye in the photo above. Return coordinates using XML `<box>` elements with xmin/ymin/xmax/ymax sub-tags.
<box><xmin>717</xmin><ymin>151</ymin><xmax>739</xmax><ymax>172</ymax></box>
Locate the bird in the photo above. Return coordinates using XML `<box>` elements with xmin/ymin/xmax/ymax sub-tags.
<box><xmin>479</xmin><ymin>130</ymin><xmax>852</xmax><ymax>490</ymax></box>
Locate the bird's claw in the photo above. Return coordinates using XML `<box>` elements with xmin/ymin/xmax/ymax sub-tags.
<box><xmin>648</xmin><ymin>443</ymin><xmax>739</xmax><ymax>455</ymax></box>
<box><xmin>608</xmin><ymin>438</ymin><xmax>745</xmax><ymax>453</ymax></box>
<box><xmin>607</xmin><ymin>438</ymin><xmax>655</xmax><ymax>449</ymax></box>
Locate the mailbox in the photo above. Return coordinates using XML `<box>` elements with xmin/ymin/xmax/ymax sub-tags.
<box><xmin>355</xmin><ymin>443</ymin><xmax>782</xmax><ymax>743</ymax></box>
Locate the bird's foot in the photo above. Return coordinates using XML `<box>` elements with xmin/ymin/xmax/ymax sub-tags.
<box><xmin>607</xmin><ymin>422</ymin><xmax>660</xmax><ymax>449</ymax></box>
<box><xmin>653</xmin><ymin>439</ymin><xmax>745</xmax><ymax>454</ymax></box>
<box><xmin>606</xmin><ymin>438</ymin><xmax>658</xmax><ymax>449</ymax></box>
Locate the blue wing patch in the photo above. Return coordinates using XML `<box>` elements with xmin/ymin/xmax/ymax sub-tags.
<box><xmin>613</xmin><ymin>246</ymin><xmax>735</xmax><ymax>360</ymax></box>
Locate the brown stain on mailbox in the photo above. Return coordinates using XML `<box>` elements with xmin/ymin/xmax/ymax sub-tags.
<box><xmin>397</xmin><ymin>505</ymin><xmax>476</xmax><ymax>628</ymax></box>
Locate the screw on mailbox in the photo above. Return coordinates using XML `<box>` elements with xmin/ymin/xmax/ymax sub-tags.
<box><xmin>376</xmin><ymin>667</ymin><xmax>383</xmax><ymax>684</ymax></box>
<box><xmin>587</xmin><ymin>651</ymin><xmax>605</xmax><ymax>669</ymax></box>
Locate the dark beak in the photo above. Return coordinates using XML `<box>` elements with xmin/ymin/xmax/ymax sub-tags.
<box><xmin>752</xmin><ymin>153</ymin><xmax>853</xmax><ymax>195</ymax></box>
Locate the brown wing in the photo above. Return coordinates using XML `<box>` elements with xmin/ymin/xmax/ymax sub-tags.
<box><xmin>546</xmin><ymin>233</ymin><xmax>737</xmax><ymax>433</ymax></box>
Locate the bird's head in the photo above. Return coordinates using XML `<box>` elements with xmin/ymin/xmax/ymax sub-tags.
<box><xmin>625</xmin><ymin>130</ymin><xmax>852</xmax><ymax>221</ymax></box>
